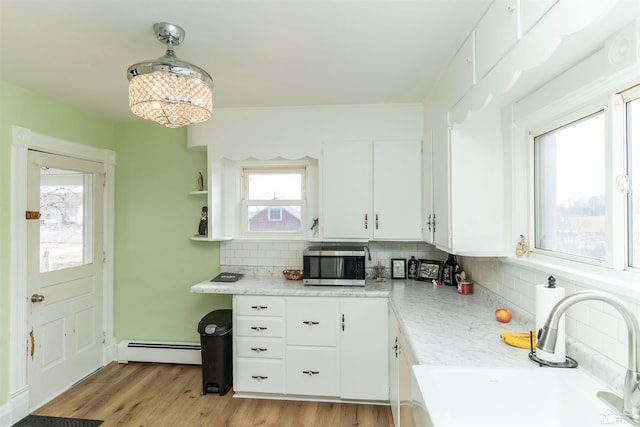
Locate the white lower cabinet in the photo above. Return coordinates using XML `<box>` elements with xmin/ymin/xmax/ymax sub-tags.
<box><xmin>340</xmin><ymin>298</ymin><xmax>388</xmax><ymax>401</ymax></box>
<box><xmin>389</xmin><ymin>306</ymin><xmax>416</xmax><ymax>427</ymax></box>
<box><xmin>233</xmin><ymin>295</ymin><xmax>388</xmax><ymax>402</ymax></box>
<box><xmin>234</xmin><ymin>296</ymin><xmax>285</xmax><ymax>394</ymax></box>
<box><xmin>286</xmin><ymin>347</ymin><xmax>340</xmax><ymax>397</ymax></box>
<box><xmin>236</xmin><ymin>359</ymin><xmax>285</xmax><ymax>394</ymax></box>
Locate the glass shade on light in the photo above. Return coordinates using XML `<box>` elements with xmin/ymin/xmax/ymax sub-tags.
<box><xmin>128</xmin><ymin>71</ymin><xmax>212</xmax><ymax>128</ymax></box>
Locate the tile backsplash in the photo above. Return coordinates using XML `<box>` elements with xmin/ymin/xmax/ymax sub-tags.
<box><xmin>219</xmin><ymin>240</ymin><xmax>447</xmax><ymax>278</ymax></box>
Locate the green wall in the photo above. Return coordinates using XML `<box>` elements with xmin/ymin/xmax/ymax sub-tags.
<box><xmin>0</xmin><ymin>79</ymin><xmax>228</xmax><ymax>409</ymax></box>
<box><xmin>113</xmin><ymin>123</ymin><xmax>228</xmax><ymax>342</ymax></box>
<box><xmin>0</xmin><ymin>79</ymin><xmax>115</xmax><ymax>407</ymax></box>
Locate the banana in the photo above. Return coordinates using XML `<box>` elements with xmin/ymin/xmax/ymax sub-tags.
<box><xmin>500</xmin><ymin>332</ymin><xmax>536</xmax><ymax>349</ymax></box>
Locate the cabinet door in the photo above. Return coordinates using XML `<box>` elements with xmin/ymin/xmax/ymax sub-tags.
<box><xmin>322</xmin><ymin>140</ymin><xmax>371</xmax><ymax>239</ymax></box>
<box><xmin>475</xmin><ymin>0</ymin><xmax>519</xmax><ymax>80</ymax></box>
<box><xmin>430</xmin><ymin>112</ymin><xmax>452</xmax><ymax>251</ymax></box>
<box><xmin>340</xmin><ymin>298</ymin><xmax>388</xmax><ymax>401</ymax></box>
<box><xmin>399</xmin><ymin>332</ymin><xmax>417</xmax><ymax>427</ymax></box>
<box><xmin>422</xmin><ymin>130</ymin><xmax>434</xmax><ymax>244</ymax></box>
<box><xmin>373</xmin><ymin>140</ymin><xmax>422</xmax><ymax>240</ymax></box>
<box><xmin>389</xmin><ymin>307</ymin><xmax>400</xmax><ymax>427</ymax></box>
<box><xmin>449</xmin><ymin>109</ymin><xmax>505</xmax><ymax>255</ymax></box>
<box><xmin>446</xmin><ymin>32</ymin><xmax>476</xmax><ymax>107</ymax></box>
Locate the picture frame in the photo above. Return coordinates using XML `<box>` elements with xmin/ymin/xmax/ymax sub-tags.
<box><xmin>416</xmin><ymin>259</ymin><xmax>444</xmax><ymax>281</ymax></box>
<box><xmin>391</xmin><ymin>258</ymin><xmax>406</xmax><ymax>279</ymax></box>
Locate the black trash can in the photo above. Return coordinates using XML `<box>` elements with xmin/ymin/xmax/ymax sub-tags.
<box><xmin>197</xmin><ymin>309</ymin><xmax>232</xmax><ymax>396</ymax></box>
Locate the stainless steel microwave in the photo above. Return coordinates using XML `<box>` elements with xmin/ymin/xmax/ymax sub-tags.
<box><xmin>302</xmin><ymin>246</ymin><xmax>366</xmax><ymax>286</ymax></box>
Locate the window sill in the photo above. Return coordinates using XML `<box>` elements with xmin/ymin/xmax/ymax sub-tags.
<box><xmin>501</xmin><ymin>253</ymin><xmax>640</xmax><ymax>303</ymax></box>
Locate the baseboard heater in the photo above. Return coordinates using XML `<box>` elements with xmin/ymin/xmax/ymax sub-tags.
<box><xmin>117</xmin><ymin>340</ymin><xmax>201</xmax><ymax>365</ymax></box>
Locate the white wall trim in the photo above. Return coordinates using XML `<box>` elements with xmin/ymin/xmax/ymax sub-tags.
<box><xmin>9</xmin><ymin>126</ymin><xmax>116</xmax><ymax>421</ymax></box>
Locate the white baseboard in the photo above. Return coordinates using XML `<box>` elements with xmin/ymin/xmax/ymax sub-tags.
<box><xmin>0</xmin><ymin>387</ymin><xmax>29</xmax><ymax>427</ymax></box>
<box><xmin>117</xmin><ymin>340</ymin><xmax>201</xmax><ymax>365</ymax></box>
<box><xmin>0</xmin><ymin>401</ymin><xmax>11</xmax><ymax>427</ymax></box>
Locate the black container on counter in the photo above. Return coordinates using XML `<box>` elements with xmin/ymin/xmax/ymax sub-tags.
<box><xmin>441</xmin><ymin>254</ymin><xmax>460</xmax><ymax>286</ymax></box>
<box><xmin>407</xmin><ymin>256</ymin><xmax>419</xmax><ymax>279</ymax></box>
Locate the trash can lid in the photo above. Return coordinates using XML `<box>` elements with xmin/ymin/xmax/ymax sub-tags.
<box><xmin>197</xmin><ymin>309</ymin><xmax>232</xmax><ymax>335</ymax></box>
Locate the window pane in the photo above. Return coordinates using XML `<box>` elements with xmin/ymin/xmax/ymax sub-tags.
<box><xmin>247</xmin><ymin>205</ymin><xmax>301</xmax><ymax>232</ymax></box>
<box><xmin>534</xmin><ymin>112</ymin><xmax>605</xmax><ymax>260</ymax></box>
<box><xmin>247</xmin><ymin>172</ymin><xmax>302</xmax><ymax>200</ymax></box>
<box><xmin>40</xmin><ymin>167</ymin><xmax>92</xmax><ymax>271</ymax></box>
<box><xmin>628</xmin><ymin>97</ymin><xmax>640</xmax><ymax>267</ymax></box>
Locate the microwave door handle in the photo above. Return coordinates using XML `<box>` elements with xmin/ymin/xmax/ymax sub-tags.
<box><xmin>337</xmin><ymin>257</ymin><xmax>343</xmax><ymax>278</ymax></box>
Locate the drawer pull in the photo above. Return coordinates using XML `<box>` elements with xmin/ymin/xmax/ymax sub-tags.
<box><xmin>302</xmin><ymin>370</ymin><xmax>320</xmax><ymax>376</ymax></box>
<box><xmin>250</xmin><ymin>305</ymin><xmax>269</xmax><ymax>310</ymax></box>
<box><xmin>302</xmin><ymin>321</ymin><xmax>319</xmax><ymax>326</ymax></box>
<box><xmin>250</xmin><ymin>326</ymin><xmax>268</xmax><ymax>331</ymax></box>
<box><xmin>251</xmin><ymin>375</ymin><xmax>269</xmax><ymax>381</ymax></box>
<box><xmin>250</xmin><ymin>347</ymin><xmax>268</xmax><ymax>353</ymax></box>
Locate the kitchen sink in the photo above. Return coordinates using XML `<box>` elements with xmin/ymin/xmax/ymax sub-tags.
<box><xmin>412</xmin><ymin>365</ymin><xmax>631</xmax><ymax>427</ymax></box>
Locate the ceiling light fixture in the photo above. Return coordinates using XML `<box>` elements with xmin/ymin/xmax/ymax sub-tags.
<box><xmin>127</xmin><ymin>22</ymin><xmax>213</xmax><ymax>128</ymax></box>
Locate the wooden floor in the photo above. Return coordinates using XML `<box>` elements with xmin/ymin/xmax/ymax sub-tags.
<box><xmin>33</xmin><ymin>362</ymin><xmax>394</xmax><ymax>427</ymax></box>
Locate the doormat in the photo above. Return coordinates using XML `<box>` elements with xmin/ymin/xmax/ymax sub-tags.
<box><xmin>12</xmin><ymin>415</ymin><xmax>103</xmax><ymax>427</ymax></box>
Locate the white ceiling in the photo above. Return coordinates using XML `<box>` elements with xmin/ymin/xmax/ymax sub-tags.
<box><xmin>0</xmin><ymin>0</ymin><xmax>492</xmax><ymax>123</ymax></box>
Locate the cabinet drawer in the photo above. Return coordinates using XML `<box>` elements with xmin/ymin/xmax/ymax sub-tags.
<box><xmin>235</xmin><ymin>295</ymin><xmax>284</xmax><ymax>317</ymax></box>
<box><xmin>236</xmin><ymin>317</ymin><xmax>283</xmax><ymax>338</ymax></box>
<box><xmin>236</xmin><ymin>359</ymin><xmax>284</xmax><ymax>394</ymax></box>
<box><xmin>286</xmin><ymin>347</ymin><xmax>339</xmax><ymax>397</ymax></box>
<box><xmin>286</xmin><ymin>298</ymin><xmax>339</xmax><ymax>346</ymax></box>
<box><xmin>236</xmin><ymin>337</ymin><xmax>283</xmax><ymax>359</ymax></box>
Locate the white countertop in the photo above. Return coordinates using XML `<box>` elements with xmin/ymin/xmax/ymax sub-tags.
<box><xmin>191</xmin><ymin>276</ymin><xmax>538</xmax><ymax>368</ymax></box>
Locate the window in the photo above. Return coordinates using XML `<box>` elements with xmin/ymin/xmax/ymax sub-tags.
<box><xmin>534</xmin><ymin>112</ymin><xmax>606</xmax><ymax>261</ymax></box>
<box><xmin>626</xmin><ymin>92</ymin><xmax>640</xmax><ymax>267</ymax></box>
<box><xmin>242</xmin><ymin>167</ymin><xmax>306</xmax><ymax>235</ymax></box>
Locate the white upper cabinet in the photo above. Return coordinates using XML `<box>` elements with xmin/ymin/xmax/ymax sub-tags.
<box><xmin>322</xmin><ymin>140</ymin><xmax>422</xmax><ymax>241</ymax></box>
<box><xmin>474</xmin><ymin>0</ymin><xmax>520</xmax><ymax>80</ymax></box>
<box><xmin>322</xmin><ymin>140</ymin><xmax>371</xmax><ymax>240</ymax></box>
<box><xmin>446</xmin><ymin>32</ymin><xmax>476</xmax><ymax>107</ymax></box>
<box><xmin>447</xmin><ymin>109</ymin><xmax>506</xmax><ymax>255</ymax></box>
<box><xmin>372</xmin><ymin>140</ymin><xmax>422</xmax><ymax>240</ymax></box>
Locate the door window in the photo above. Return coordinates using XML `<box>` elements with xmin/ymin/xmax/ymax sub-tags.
<box><xmin>39</xmin><ymin>167</ymin><xmax>94</xmax><ymax>272</ymax></box>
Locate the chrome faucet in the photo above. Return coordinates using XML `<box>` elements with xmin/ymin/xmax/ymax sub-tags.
<box><xmin>537</xmin><ymin>290</ymin><xmax>640</xmax><ymax>421</ymax></box>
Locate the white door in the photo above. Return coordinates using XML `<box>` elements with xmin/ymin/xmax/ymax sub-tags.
<box><xmin>26</xmin><ymin>150</ymin><xmax>104</xmax><ymax>410</ymax></box>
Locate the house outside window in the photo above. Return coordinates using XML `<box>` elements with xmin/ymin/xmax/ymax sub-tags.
<box><xmin>242</xmin><ymin>167</ymin><xmax>306</xmax><ymax>235</ymax></box>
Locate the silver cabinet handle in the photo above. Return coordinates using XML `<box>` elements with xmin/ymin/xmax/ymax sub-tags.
<box><xmin>251</xmin><ymin>347</ymin><xmax>268</xmax><ymax>353</ymax></box>
<box><xmin>251</xmin><ymin>375</ymin><xmax>268</xmax><ymax>381</ymax></box>
<box><xmin>250</xmin><ymin>305</ymin><xmax>268</xmax><ymax>310</ymax></box>
<box><xmin>31</xmin><ymin>294</ymin><xmax>45</xmax><ymax>303</ymax></box>
<box><xmin>364</xmin><ymin>213</ymin><xmax>368</xmax><ymax>230</ymax></box>
<box><xmin>250</xmin><ymin>326</ymin><xmax>268</xmax><ymax>331</ymax></box>
<box><xmin>302</xmin><ymin>321</ymin><xmax>319</xmax><ymax>326</ymax></box>
<box><xmin>302</xmin><ymin>370</ymin><xmax>320</xmax><ymax>376</ymax></box>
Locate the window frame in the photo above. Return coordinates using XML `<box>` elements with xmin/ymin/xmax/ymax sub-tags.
<box><xmin>525</xmin><ymin>88</ymin><xmax>640</xmax><ymax>272</ymax></box>
<box><xmin>531</xmin><ymin>109</ymin><xmax>608</xmax><ymax>266</ymax></box>
<box><xmin>623</xmin><ymin>85</ymin><xmax>640</xmax><ymax>271</ymax></box>
<box><xmin>240</xmin><ymin>164</ymin><xmax>308</xmax><ymax>237</ymax></box>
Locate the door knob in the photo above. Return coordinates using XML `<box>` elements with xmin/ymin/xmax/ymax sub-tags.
<box><xmin>31</xmin><ymin>294</ymin><xmax>45</xmax><ymax>303</ymax></box>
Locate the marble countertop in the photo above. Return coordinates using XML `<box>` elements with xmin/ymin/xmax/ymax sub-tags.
<box><xmin>191</xmin><ymin>277</ymin><xmax>538</xmax><ymax>368</ymax></box>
